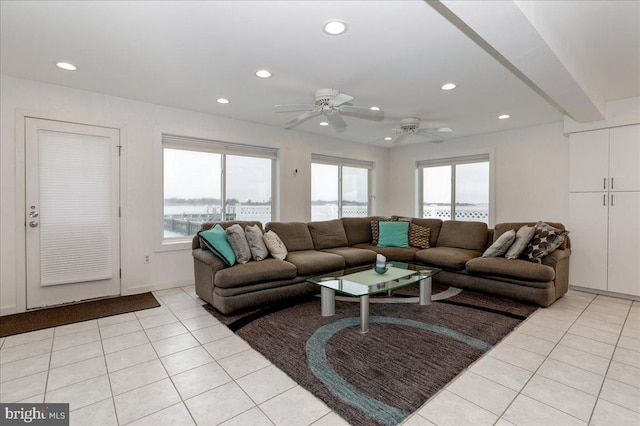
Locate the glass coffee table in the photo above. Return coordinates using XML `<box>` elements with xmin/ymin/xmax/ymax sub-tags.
<box><xmin>308</xmin><ymin>262</ymin><xmax>441</xmax><ymax>334</ymax></box>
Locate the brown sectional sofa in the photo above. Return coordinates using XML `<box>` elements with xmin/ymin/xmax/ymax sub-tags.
<box><xmin>192</xmin><ymin>217</ymin><xmax>571</xmax><ymax>314</ymax></box>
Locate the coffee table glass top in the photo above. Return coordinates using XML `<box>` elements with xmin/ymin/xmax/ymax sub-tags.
<box><xmin>308</xmin><ymin>262</ymin><xmax>441</xmax><ymax>297</ymax></box>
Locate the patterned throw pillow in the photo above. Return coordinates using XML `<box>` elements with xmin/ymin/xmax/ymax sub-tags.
<box><xmin>370</xmin><ymin>217</ymin><xmax>390</xmax><ymax>245</ymax></box>
<box><xmin>408</xmin><ymin>223</ymin><xmax>430</xmax><ymax>249</ymax></box>
<box><xmin>525</xmin><ymin>221</ymin><xmax>570</xmax><ymax>263</ymax></box>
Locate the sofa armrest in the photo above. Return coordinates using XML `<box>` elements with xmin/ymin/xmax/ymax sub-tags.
<box><xmin>193</xmin><ymin>248</ymin><xmax>227</xmax><ymax>305</ymax></box>
<box><xmin>193</xmin><ymin>248</ymin><xmax>227</xmax><ymax>270</ymax></box>
<box><xmin>541</xmin><ymin>248</ymin><xmax>571</xmax><ymax>269</ymax></box>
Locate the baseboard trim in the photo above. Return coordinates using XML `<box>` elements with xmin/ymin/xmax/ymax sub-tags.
<box><xmin>570</xmin><ymin>285</ymin><xmax>640</xmax><ymax>302</ymax></box>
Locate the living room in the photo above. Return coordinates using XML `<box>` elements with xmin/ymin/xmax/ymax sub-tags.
<box><xmin>1</xmin><ymin>1</ymin><xmax>639</xmax><ymax>425</ymax></box>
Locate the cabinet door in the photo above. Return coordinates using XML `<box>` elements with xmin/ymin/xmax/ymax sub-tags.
<box><xmin>569</xmin><ymin>129</ymin><xmax>610</xmax><ymax>192</ymax></box>
<box><xmin>569</xmin><ymin>192</ymin><xmax>609</xmax><ymax>290</ymax></box>
<box><xmin>608</xmin><ymin>192</ymin><xmax>640</xmax><ymax>296</ymax></box>
<box><xmin>609</xmin><ymin>124</ymin><xmax>640</xmax><ymax>192</ymax></box>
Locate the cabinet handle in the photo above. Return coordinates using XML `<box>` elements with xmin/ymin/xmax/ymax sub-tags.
<box><xmin>611</xmin><ymin>177</ymin><xmax>614</xmax><ymax>189</ymax></box>
<box><xmin>603</xmin><ymin>177</ymin><xmax>607</xmax><ymax>189</ymax></box>
<box><xmin>603</xmin><ymin>194</ymin><xmax>606</xmax><ymax>206</ymax></box>
<box><xmin>611</xmin><ymin>194</ymin><xmax>614</xmax><ymax>206</ymax></box>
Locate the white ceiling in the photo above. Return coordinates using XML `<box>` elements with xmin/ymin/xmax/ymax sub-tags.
<box><xmin>1</xmin><ymin>0</ymin><xmax>638</xmax><ymax>146</ymax></box>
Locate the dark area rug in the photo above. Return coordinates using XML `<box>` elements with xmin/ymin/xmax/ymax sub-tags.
<box><xmin>206</xmin><ymin>284</ymin><xmax>537</xmax><ymax>426</ymax></box>
<box><xmin>0</xmin><ymin>293</ymin><xmax>160</xmax><ymax>337</ymax></box>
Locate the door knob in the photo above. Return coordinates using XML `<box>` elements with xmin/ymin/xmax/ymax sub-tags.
<box><xmin>29</xmin><ymin>221</ymin><xmax>38</xmax><ymax>228</ymax></box>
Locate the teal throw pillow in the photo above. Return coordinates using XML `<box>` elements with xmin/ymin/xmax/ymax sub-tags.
<box><xmin>377</xmin><ymin>221</ymin><xmax>409</xmax><ymax>248</ymax></box>
<box><xmin>198</xmin><ymin>224</ymin><xmax>236</xmax><ymax>266</ymax></box>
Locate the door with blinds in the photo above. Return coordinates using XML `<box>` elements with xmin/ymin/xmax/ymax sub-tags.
<box><xmin>25</xmin><ymin>118</ymin><xmax>121</xmax><ymax>309</ymax></box>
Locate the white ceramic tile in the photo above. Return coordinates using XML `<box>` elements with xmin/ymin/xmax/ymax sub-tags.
<box><xmin>101</xmin><ymin>330</ymin><xmax>149</xmax><ymax>354</ymax></box>
<box><xmin>618</xmin><ymin>335</ymin><xmax>640</xmax><ymax>353</ymax></box>
<box><xmin>99</xmin><ymin>319</ymin><xmax>143</xmax><ymax>339</ymax></box>
<box><xmin>181</xmin><ymin>314</ymin><xmax>221</xmax><ymax>331</ymax></box>
<box><xmin>487</xmin><ymin>343</ymin><xmax>546</xmax><ymax>372</ymax></box>
<box><xmin>613</xmin><ymin>346</ymin><xmax>640</xmax><ymax>368</ymax></box>
<box><xmin>218</xmin><ymin>348</ymin><xmax>271</xmax><ymax>379</ymax></box>
<box><xmin>0</xmin><ymin>371</ymin><xmax>48</xmax><ymax>403</ymax></box>
<box><xmin>0</xmin><ymin>338</ymin><xmax>52</xmax><ymax>364</ymax></box>
<box><xmin>0</xmin><ymin>353</ymin><xmax>50</xmax><ymax>383</ymax></box>
<box><xmin>108</xmin><ymin>358</ymin><xmax>168</xmax><ymax>396</ymax></box>
<box><xmin>97</xmin><ymin>312</ymin><xmax>137</xmax><ymax>327</ymax></box>
<box><xmin>219</xmin><ymin>406</ymin><xmax>275</xmax><ymax>426</ymax></box>
<box><xmin>47</xmin><ymin>356</ymin><xmax>107</xmax><ymax>391</ymax></box>
<box><xmin>54</xmin><ymin>319</ymin><xmax>98</xmax><ymax>337</ymax></box>
<box><xmin>170</xmin><ymin>305</ymin><xmax>209</xmax><ymax>321</ymax></box>
<box><xmin>514</xmin><ymin>321</ymin><xmax>565</xmax><ymax>343</ymax></box>
<box><xmin>534</xmin><ymin>308</ymin><xmax>581</xmax><ymax>323</ymax></box>
<box><xmin>260</xmin><ymin>385</ymin><xmax>331</xmax><ymax>426</ymax></box>
<box><xmin>50</xmin><ymin>340</ymin><xmax>103</xmax><ymax>369</ymax></box>
<box><xmin>158</xmin><ymin>292</ymin><xmax>194</xmax><ymax>306</ymax></box>
<box><xmin>581</xmin><ymin>310</ymin><xmax>627</xmax><ymax>326</ymax></box>
<box><xmin>138</xmin><ymin>312</ymin><xmax>179</xmax><ymax>329</ymax></box>
<box><xmin>105</xmin><ymin>342</ymin><xmax>158</xmax><ymax>372</ymax></box>
<box><xmin>16</xmin><ymin>394</ymin><xmax>44</xmax><ymax>404</ymax></box>
<box><xmin>45</xmin><ymin>374</ymin><xmax>112</xmax><ymax>411</ymax></box>
<box><xmin>417</xmin><ymin>390</ymin><xmax>497</xmax><ymax>426</ymax></box>
<box><xmin>171</xmin><ymin>361</ymin><xmax>232</xmax><ymax>400</ymax></box>
<box><xmin>52</xmin><ymin>328</ymin><xmax>100</xmax><ymax>351</ymax></box>
<box><xmin>0</xmin><ymin>337</ymin><xmax>4</xmax><ymax>348</ymax></box>
<box><xmin>113</xmin><ymin>378</ymin><xmax>181</xmax><ymax>424</ymax></box>
<box><xmin>151</xmin><ymin>332</ymin><xmax>200</xmax><ymax>357</ymax></box>
<box><xmin>559</xmin><ymin>333</ymin><xmax>615</xmax><ymax>359</ymax></box>
<box><xmin>469</xmin><ymin>354</ymin><xmax>533</xmax><ymax>392</ymax></box>
<box><xmin>135</xmin><ymin>305</ymin><xmax>172</xmax><ymax>319</ymax></box>
<box><xmin>524</xmin><ymin>315</ymin><xmax>572</xmax><ymax>332</ymax></box>
<box><xmin>521</xmin><ymin>374</ymin><xmax>596</xmax><ymax>421</ymax></box>
<box><xmin>447</xmin><ymin>371</ymin><xmax>517</xmax><ymax>415</ymax></box>
<box><xmin>144</xmin><ymin>321</ymin><xmax>188</xmax><ymax>342</ymax></box>
<box><xmin>568</xmin><ymin>323</ymin><xmax>620</xmax><ymax>345</ymax></box>
<box><xmin>621</xmin><ymin>324</ymin><xmax>640</xmax><ymax>339</ymax></box>
<box><xmin>502</xmin><ymin>394</ymin><xmax>586</xmax><ymax>426</ymax></box>
<box><xmin>185</xmin><ymin>381</ymin><xmax>256</xmax><ymax>425</ymax></box>
<box><xmin>599</xmin><ymin>377</ymin><xmax>640</xmax><ymax>413</ymax></box>
<box><xmin>536</xmin><ymin>358</ymin><xmax>604</xmax><ymax>396</ymax></box>
<box><xmin>203</xmin><ymin>334</ymin><xmax>251</xmax><ymax>360</ymax></box>
<box><xmin>154</xmin><ymin>288</ymin><xmax>185</xmax><ymax>298</ymax></box>
<box><xmin>236</xmin><ymin>365</ymin><xmax>297</xmax><ymax>404</ymax></box>
<box><xmin>311</xmin><ymin>411</ymin><xmax>352</xmax><ymax>426</ymax></box>
<box><xmin>548</xmin><ymin>345</ymin><xmax>610</xmax><ymax>375</ymax></box>
<box><xmin>70</xmin><ymin>398</ymin><xmax>118</xmax><ymax>426</ymax></box>
<box><xmin>590</xmin><ymin>398</ymin><xmax>640</xmax><ymax>426</ymax></box>
<box><xmin>1</xmin><ymin>328</ymin><xmax>54</xmax><ymax>348</ymax></box>
<box><xmin>128</xmin><ymin>402</ymin><xmax>196</xmax><ymax>426</ymax></box>
<box><xmin>501</xmin><ymin>331</ymin><xmax>557</xmax><ymax>356</ymax></box>
<box><xmin>574</xmin><ymin>317</ymin><xmax>623</xmax><ymax>335</ymax></box>
<box><xmin>191</xmin><ymin>323</ymin><xmax>234</xmax><ymax>344</ymax></box>
<box><xmin>160</xmin><ymin>346</ymin><xmax>213</xmax><ymax>376</ymax></box>
<box><xmin>607</xmin><ymin>361</ymin><xmax>640</xmax><ymax>388</ymax></box>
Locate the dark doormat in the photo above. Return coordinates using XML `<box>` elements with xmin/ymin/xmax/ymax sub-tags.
<box><xmin>206</xmin><ymin>283</ymin><xmax>537</xmax><ymax>426</ymax></box>
<box><xmin>0</xmin><ymin>293</ymin><xmax>160</xmax><ymax>338</ymax></box>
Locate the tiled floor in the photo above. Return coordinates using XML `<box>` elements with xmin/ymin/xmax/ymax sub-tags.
<box><xmin>0</xmin><ymin>287</ymin><xmax>638</xmax><ymax>426</ymax></box>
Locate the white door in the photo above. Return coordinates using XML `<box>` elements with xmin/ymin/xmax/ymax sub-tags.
<box><xmin>569</xmin><ymin>129</ymin><xmax>609</xmax><ymax>192</ymax></box>
<box><xmin>608</xmin><ymin>191</ymin><xmax>640</xmax><ymax>296</ymax></box>
<box><xmin>609</xmin><ymin>124</ymin><xmax>640</xmax><ymax>192</ymax></box>
<box><xmin>26</xmin><ymin>118</ymin><xmax>121</xmax><ymax>309</ymax></box>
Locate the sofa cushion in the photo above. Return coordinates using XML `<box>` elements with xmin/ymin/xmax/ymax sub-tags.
<box><xmin>197</xmin><ymin>221</ymin><xmax>264</xmax><ymax>250</ymax></box>
<box><xmin>494</xmin><ymin>222</ymin><xmax>568</xmax><ymax>250</ymax></box>
<box><xmin>466</xmin><ymin>257</ymin><xmax>555</xmax><ymax>282</ymax></box>
<box><xmin>378</xmin><ymin>221</ymin><xmax>409</xmax><ymax>247</ymax></box>
<box><xmin>226</xmin><ymin>224</ymin><xmax>252</xmax><ymax>264</ymax></box>
<box><xmin>284</xmin><ymin>250</ymin><xmax>345</xmax><ymax>275</ymax></box>
<box><xmin>352</xmin><ymin>243</ymin><xmax>419</xmax><ymax>263</ymax></box>
<box><xmin>416</xmin><ymin>247</ymin><xmax>482</xmax><ymax>271</ymax></box>
<box><xmin>263</xmin><ymin>230</ymin><xmax>288</xmax><ymax>260</ymax></box>
<box><xmin>371</xmin><ymin>217</ymin><xmax>391</xmax><ymax>245</ymax></box>
<box><xmin>505</xmin><ymin>225</ymin><xmax>535</xmax><ymax>259</ymax></box>
<box><xmin>525</xmin><ymin>221</ymin><xmax>570</xmax><ymax>264</ymax></box>
<box><xmin>308</xmin><ymin>219</ymin><xmax>349</xmax><ymax>250</ymax></box>
<box><xmin>342</xmin><ymin>216</ymin><xmax>378</xmax><ymax>246</ymax></box>
<box><xmin>322</xmin><ymin>247</ymin><xmax>378</xmax><ymax>267</ymax></box>
<box><xmin>411</xmin><ymin>218</ymin><xmax>443</xmax><ymax>247</ymax></box>
<box><xmin>214</xmin><ymin>259</ymin><xmax>297</xmax><ymax>289</ymax></box>
<box><xmin>408</xmin><ymin>223</ymin><xmax>430</xmax><ymax>249</ymax></box>
<box><xmin>199</xmin><ymin>225</ymin><xmax>236</xmax><ymax>266</ymax></box>
<box><xmin>482</xmin><ymin>229</ymin><xmax>516</xmax><ymax>258</ymax></box>
<box><xmin>245</xmin><ymin>224</ymin><xmax>269</xmax><ymax>261</ymax></box>
<box><xmin>436</xmin><ymin>221</ymin><xmax>488</xmax><ymax>251</ymax></box>
<box><xmin>266</xmin><ymin>222</ymin><xmax>314</xmax><ymax>252</ymax></box>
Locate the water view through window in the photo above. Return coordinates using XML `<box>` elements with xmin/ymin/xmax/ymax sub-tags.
<box><xmin>311</xmin><ymin>163</ymin><xmax>369</xmax><ymax>221</ymax></box>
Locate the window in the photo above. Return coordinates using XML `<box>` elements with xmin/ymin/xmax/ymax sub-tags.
<box><xmin>162</xmin><ymin>135</ymin><xmax>275</xmax><ymax>242</ymax></box>
<box><xmin>418</xmin><ymin>155</ymin><xmax>490</xmax><ymax>224</ymax></box>
<box><xmin>311</xmin><ymin>155</ymin><xmax>372</xmax><ymax>221</ymax></box>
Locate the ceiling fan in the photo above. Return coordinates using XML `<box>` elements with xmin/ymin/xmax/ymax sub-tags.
<box><xmin>274</xmin><ymin>88</ymin><xmax>384</xmax><ymax>131</ymax></box>
<box><xmin>389</xmin><ymin>117</ymin><xmax>446</xmax><ymax>144</ymax></box>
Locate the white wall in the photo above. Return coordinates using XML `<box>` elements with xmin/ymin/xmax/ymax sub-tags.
<box><xmin>0</xmin><ymin>75</ymin><xmax>390</xmax><ymax>315</ymax></box>
<box><xmin>388</xmin><ymin>121</ymin><xmax>570</xmax><ymax>225</ymax></box>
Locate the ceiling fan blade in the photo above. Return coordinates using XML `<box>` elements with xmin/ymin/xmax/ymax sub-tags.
<box><xmin>338</xmin><ymin>106</ymin><xmax>384</xmax><ymax>121</ymax></box>
<box><xmin>284</xmin><ymin>110</ymin><xmax>321</xmax><ymax>129</ymax></box>
<box><xmin>328</xmin><ymin>93</ymin><xmax>354</xmax><ymax>107</ymax></box>
<box><xmin>326</xmin><ymin>110</ymin><xmax>347</xmax><ymax>131</ymax></box>
<box><xmin>274</xmin><ymin>104</ymin><xmax>317</xmax><ymax>113</ymax></box>
<box><xmin>393</xmin><ymin>133</ymin><xmax>408</xmax><ymax>144</ymax></box>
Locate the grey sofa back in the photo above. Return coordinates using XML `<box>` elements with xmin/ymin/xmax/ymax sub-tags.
<box><xmin>265</xmin><ymin>222</ymin><xmax>315</xmax><ymax>252</ymax></box>
<box><xmin>341</xmin><ymin>216</ymin><xmax>379</xmax><ymax>246</ymax></box>
<box><xmin>436</xmin><ymin>220</ymin><xmax>488</xmax><ymax>251</ymax></box>
<box><xmin>307</xmin><ymin>219</ymin><xmax>349</xmax><ymax>250</ymax></box>
<box><xmin>410</xmin><ymin>218</ymin><xmax>443</xmax><ymax>247</ymax></box>
<box><xmin>191</xmin><ymin>220</ymin><xmax>263</xmax><ymax>250</ymax></box>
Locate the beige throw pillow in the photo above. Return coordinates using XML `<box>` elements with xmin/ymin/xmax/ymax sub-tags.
<box><xmin>505</xmin><ymin>225</ymin><xmax>535</xmax><ymax>259</ymax></box>
<box><xmin>263</xmin><ymin>230</ymin><xmax>288</xmax><ymax>260</ymax></box>
<box><xmin>245</xmin><ymin>224</ymin><xmax>269</xmax><ymax>261</ymax></box>
<box><xmin>482</xmin><ymin>229</ymin><xmax>516</xmax><ymax>258</ymax></box>
<box><xmin>225</xmin><ymin>224</ymin><xmax>252</xmax><ymax>264</ymax></box>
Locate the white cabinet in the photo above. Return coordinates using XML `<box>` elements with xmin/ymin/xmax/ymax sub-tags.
<box><xmin>569</xmin><ymin>124</ymin><xmax>640</xmax><ymax>297</ymax></box>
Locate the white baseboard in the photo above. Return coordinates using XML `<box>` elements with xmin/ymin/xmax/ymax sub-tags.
<box><xmin>570</xmin><ymin>285</ymin><xmax>640</xmax><ymax>302</ymax></box>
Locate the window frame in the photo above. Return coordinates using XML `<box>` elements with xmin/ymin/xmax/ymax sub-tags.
<box><xmin>156</xmin><ymin>134</ymin><xmax>277</xmax><ymax>252</ymax></box>
<box><xmin>311</xmin><ymin>154</ymin><xmax>373</xmax><ymax>220</ymax></box>
<box><xmin>416</xmin><ymin>151</ymin><xmax>494</xmax><ymax>226</ymax></box>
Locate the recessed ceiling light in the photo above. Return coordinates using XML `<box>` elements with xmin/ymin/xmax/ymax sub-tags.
<box><xmin>441</xmin><ymin>83</ymin><xmax>456</xmax><ymax>91</ymax></box>
<box><xmin>56</xmin><ymin>62</ymin><xmax>77</xmax><ymax>71</ymax></box>
<box><xmin>319</xmin><ymin>121</ymin><xmax>329</xmax><ymax>126</ymax></box>
<box><xmin>217</xmin><ymin>98</ymin><xmax>230</xmax><ymax>104</ymax></box>
<box><xmin>498</xmin><ymin>114</ymin><xmax>510</xmax><ymax>120</ymax></box>
<box><xmin>384</xmin><ymin>137</ymin><xmax>393</xmax><ymax>141</ymax></box>
<box><xmin>370</xmin><ymin>106</ymin><xmax>381</xmax><ymax>111</ymax></box>
<box><xmin>437</xmin><ymin>127</ymin><xmax>453</xmax><ymax>132</ymax></box>
<box><xmin>323</xmin><ymin>19</ymin><xmax>348</xmax><ymax>35</ymax></box>
<box><xmin>255</xmin><ymin>69</ymin><xmax>272</xmax><ymax>78</ymax></box>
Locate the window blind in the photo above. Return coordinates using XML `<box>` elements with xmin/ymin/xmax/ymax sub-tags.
<box><xmin>311</xmin><ymin>154</ymin><xmax>374</xmax><ymax>169</ymax></box>
<box><xmin>163</xmin><ymin>134</ymin><xmax>277</xmax><ymax>159</ymax></box>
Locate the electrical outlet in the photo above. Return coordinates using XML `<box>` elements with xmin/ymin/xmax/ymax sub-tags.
<box><xmin>144</xmin><ymin>255</ymin><xmax>150</xmax><ymax>264</ymax></box>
